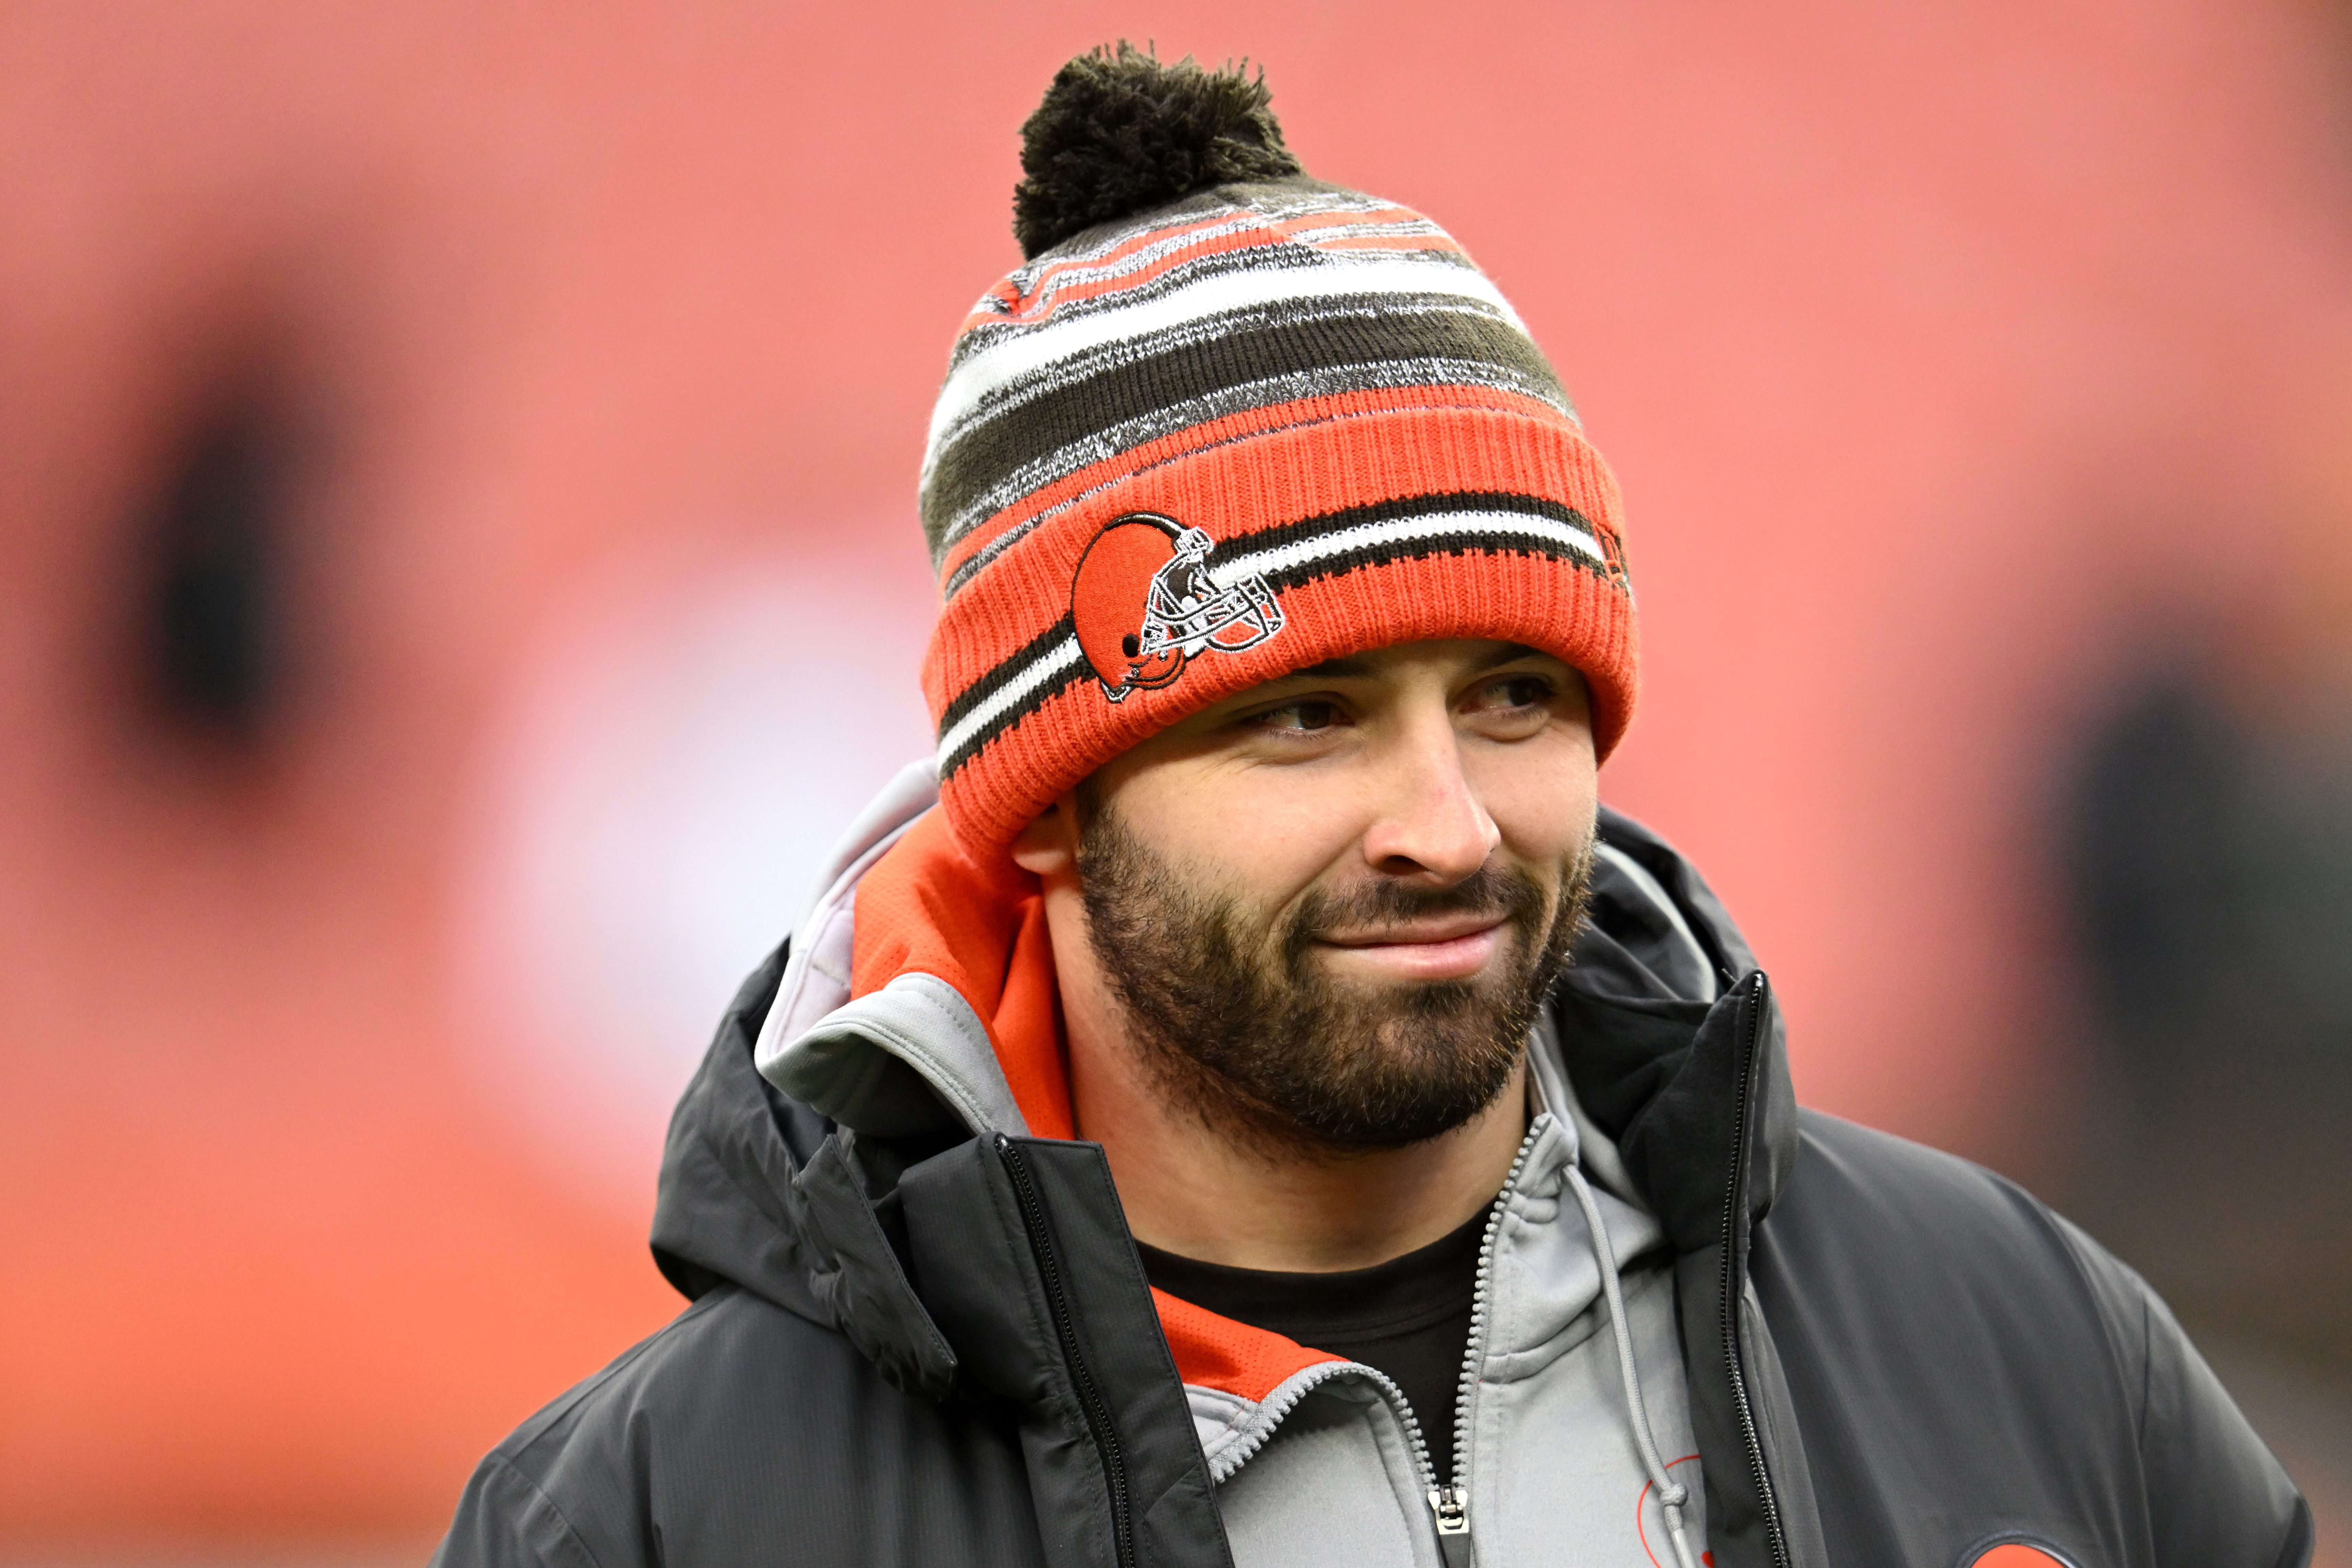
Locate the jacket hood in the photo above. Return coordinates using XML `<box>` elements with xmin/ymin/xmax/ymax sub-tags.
<box><xmin>648</xmin><ymin>759</ymin><xmax>1795</xmax><ymax>1398</ymax></box>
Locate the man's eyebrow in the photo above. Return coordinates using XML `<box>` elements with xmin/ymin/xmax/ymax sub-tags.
<box><xmin>1476</xmin><ymin>642</ymin><xmax>1549</xmax><ymax>671</ymax></box>
<box><xmin>1282</xmin><ymin>644</ymin><xmax>1550</xmax><ymax>682</ymax></box>
<box><xmin>1288</xmin><ymin>655</ymin><xmax>1375</xmax><ymax>679</ymax></box>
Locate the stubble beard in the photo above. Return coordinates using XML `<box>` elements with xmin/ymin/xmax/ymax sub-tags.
<box><xmin>1075</xmin><ymin>804</ymin><xmax>1593</xmax><ymax>1162</ymax></box>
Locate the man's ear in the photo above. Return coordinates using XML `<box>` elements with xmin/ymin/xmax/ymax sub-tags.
<box><xmin>1011</xmin><ymin>795</ymin><xmax>1082</xmax><ymax>879</ymax></box>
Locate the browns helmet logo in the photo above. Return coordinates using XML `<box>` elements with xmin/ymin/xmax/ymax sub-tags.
<box><xmin>1069</xmin><ymin>513</ymin><xmax>1285</xmax><ymax>703</ymax></box>
<box><xmin>1595</xmin><ymin>518</ymin><xmax>1632</xmax><ymax>592</ymax></box>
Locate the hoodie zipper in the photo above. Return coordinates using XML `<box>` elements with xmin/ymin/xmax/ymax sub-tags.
<box><xmin>1418</xmin><ymin>1116</ymin><xmax>1546</xmax><ymax>1568</ymax></box>
<box><xmin>995</xmin><ymin>1135</ymin><xmax>1135</xmax><ymax>1568</ymax></box>
<box><xmin>1719</xmin><ymin>976</ymin><xmax>1791</xmax><ymax>1568</ymax></box>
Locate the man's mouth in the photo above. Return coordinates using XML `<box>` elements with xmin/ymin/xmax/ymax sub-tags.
<box><xmin>1313</xmin><ymin>914</ymin><xmax>1510</xmax><ymax>982</ymax></box>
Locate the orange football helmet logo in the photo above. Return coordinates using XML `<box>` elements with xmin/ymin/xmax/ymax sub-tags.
<box><xmin>1069</xmin><ymin>513</ymin><xmax>1285</xmax><ymax>703</ymax></box>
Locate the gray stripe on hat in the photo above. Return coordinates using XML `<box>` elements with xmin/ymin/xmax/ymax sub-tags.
<box><xmin>925</xmin><ymin>254</ymin><xmax>1524</xmax><ymax>469</ymax></box>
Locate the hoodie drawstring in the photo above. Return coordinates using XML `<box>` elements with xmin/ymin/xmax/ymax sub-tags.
<box><xmin>1564</xmin><ymin>1162</ymin><xmax>1702</xmax><ymax>1568</ymax></box>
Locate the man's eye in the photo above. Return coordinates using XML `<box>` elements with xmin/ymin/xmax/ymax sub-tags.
<box><xmin>1478</xmin><ymin>675</ymin><xmax>1553</xmax><ymax>711</ymax></box>
<box><xmin>1257</xmin><ymin>700</ymin><xmax>1340</xmax><ymax>732</ymax></box>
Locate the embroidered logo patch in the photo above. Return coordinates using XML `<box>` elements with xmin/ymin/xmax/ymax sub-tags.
<box><xmin>1966</xmin><ymin>1543</ymin><xmax>2075</xmax><ymax>1567</ymax></box>
<box><xmin>1069</xmin><ymin>513</ymin><xmax>1285</xmax><ymax>704</ymax></box>
<box><xmin>1635</xmin><ymin>1455</ymin><xmax>1712</xmax><ymax>1568</ymax></box>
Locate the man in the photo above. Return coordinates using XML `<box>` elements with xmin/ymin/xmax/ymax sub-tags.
<box><xmin>435</xmin><ymin>46</ymin><xmax>2311</xmax><ymax>1568</ymax></box>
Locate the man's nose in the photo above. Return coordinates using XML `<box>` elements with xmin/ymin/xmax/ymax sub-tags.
<box><xmin>1358</xmin><ymin>713</ymin><xmax>1500</xmax><ymax>884</ymax></box>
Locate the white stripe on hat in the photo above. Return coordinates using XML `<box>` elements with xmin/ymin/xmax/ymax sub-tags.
<box><xmin>924</xmin><ymin>255</ymin><xmax>1525</xmax><ymax>477</ymax></box>
<box><xmin>934</xmin><ymin>635</ymin><xmax>1087</xmax><ymax>766</ymax></box>
<box><xmin>1211</xmin><ymin>508</ymin><xmax>1605</xmax><ymax>588</ymax></box>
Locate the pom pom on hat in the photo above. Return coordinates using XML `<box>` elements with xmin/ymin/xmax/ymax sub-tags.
<box><xmin>1013</xmin><ymin>42</ymin><xmax>1304</xmax><ymax>259</ymax></box>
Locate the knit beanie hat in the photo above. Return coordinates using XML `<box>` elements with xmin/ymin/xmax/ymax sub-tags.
<box><xmin>919</xmin><ymin>46</ymin><xmax>1638</xmax><ymax>860</ymax></box>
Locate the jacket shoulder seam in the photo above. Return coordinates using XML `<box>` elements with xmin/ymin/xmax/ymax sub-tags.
<box><xmin>1789</xmin><ymin>1114</ymin><xmax>2146</xmax><ymax>1361</ymax></box>
<box><xmin>2025</xmin><ymin>1196</ymin><xmax>2164</xmax><ymax>1444</ymax></box>
<box><xmin>477</xmin><ymin>1451</ymin><xmax>611</xmax><ymax>1568</ymax></box>
<box><xmin>503</xmin><ymin>1291</ymin><xmax>735</xmax><ymax>1458</ymax></box>
<box><xmin>2269</xmin><ymin>1495</ymin><xmax>2317</xmax><ymax>1568</ymax></box>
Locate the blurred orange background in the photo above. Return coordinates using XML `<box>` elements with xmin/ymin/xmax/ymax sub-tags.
<box><xmin>3</xmin><ymin>0</ymin><xmax>2349</xmax><ymax>1560</ymax></box>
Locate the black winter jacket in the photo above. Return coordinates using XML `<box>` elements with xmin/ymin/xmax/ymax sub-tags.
<box><xmin>433</xmin><ymin>805</ymin><xmax>2312</xmax><ymax>1568</ymax></box>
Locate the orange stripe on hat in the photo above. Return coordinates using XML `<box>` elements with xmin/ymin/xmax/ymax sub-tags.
<box><xmin>930</xmin><ymin>395</ymin><xmax>1613</xmax><ymax>684</ymax></box>
<box><xmin>936</xmin><ymin>381</ymin><xmax>1577</xmax><ymax>588</ymax></box>
<box><xmin>937</xmin><ymin>542</ymin><xmax>1635</xmax><ymax>856</ymax></box>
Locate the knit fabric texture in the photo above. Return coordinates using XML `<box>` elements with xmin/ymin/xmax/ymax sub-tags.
<box><xmin>918</xmin><ymin>175</ymin><xmax>1638</xmax><ymax>860</ymax></box>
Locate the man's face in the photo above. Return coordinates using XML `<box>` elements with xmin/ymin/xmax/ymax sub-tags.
<box><xmin>1066</xmin><ymin>638</ymin><xmax>1599</xmax><ymax>1158</ymax></box>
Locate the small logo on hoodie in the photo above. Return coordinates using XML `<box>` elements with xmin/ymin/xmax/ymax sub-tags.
<box><xmin>1069</xmin><ymin>513</ymin><xmax>1285</xmax><ymax>704</ymax></box>
<box><xmin>1636</xmin><ymin>1456</ymin><xmax>1713</xmax><ymax>1567</ymax></box>
<box><xmin>1964</xmin><ymin>1545</ymin><xmax>2074</xmax><ymax>1568</ymax></box>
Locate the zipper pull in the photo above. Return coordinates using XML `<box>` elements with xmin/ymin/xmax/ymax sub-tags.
<box><xmin>1427</xmin><ymin>1486</ymin><xmax>1473</xmax><ymax>1567</ymax></box>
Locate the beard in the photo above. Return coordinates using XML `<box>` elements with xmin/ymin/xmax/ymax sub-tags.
<box><xmin>1075</xmin><ymin>804</ymin><xmax>1592</xmax><ymax>1160</ymax></box>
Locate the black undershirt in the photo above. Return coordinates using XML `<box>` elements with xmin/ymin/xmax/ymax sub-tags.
<box><xmin>1135</xmin><ymin>1205</ymin><xmax>1491</xmax><ymax>1483</ymax></box>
